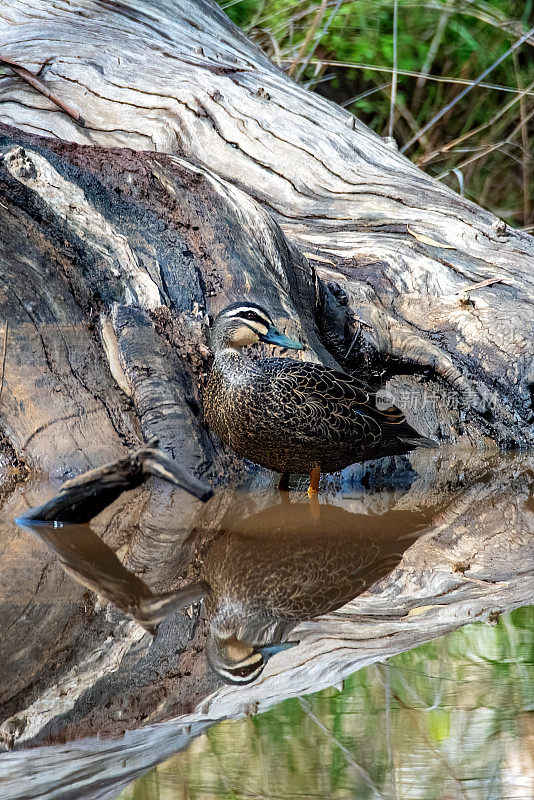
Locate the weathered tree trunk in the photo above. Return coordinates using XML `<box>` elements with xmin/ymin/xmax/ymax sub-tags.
<box><xmin>0</xmin><ymin>0</ymin><xmax>533</xmax><ymax>475</ymax></box>
<box><xmin>0</xmin><ymin>124</ymin><xmax>321</xmax><ymax>477</ymax></box>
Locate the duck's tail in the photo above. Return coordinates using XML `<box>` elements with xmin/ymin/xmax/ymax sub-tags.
<box><xmin>367</xmin><ymin>392</ymin><xmax>439</xmax><ymax>453</ymax></box>
<box><xmin>376</xmin><ymin>406</ymin><xmax>438</xmax><ymax>451</ymax></box>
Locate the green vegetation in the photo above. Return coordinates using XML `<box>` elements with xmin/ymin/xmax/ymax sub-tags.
<box><xmin>119</xmin><ymin>606</ymin><xmax>534</xmax><ymax>799</ymax></box>
<box><xmin>218</xmin><ymin>0</ymin><xmax>533</xmax><ymax>228</ymax></box>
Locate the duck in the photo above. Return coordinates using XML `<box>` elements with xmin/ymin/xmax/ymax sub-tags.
<box><xmin>20</xmin><ymin>496</ymin><xmax>426</xmax><ymax>685</ymax></box>
<box><xmin>204</xmin><ymin>302</ymin><xmax>432</xmax><ymax>494</ymax></box>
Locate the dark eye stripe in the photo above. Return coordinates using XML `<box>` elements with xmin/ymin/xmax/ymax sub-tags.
<box><xmin>221</xmin><ymin>665</ymin><xmax>264</xmax><ymax>684</ymax></box>
<box><xmin>243</xmin><ymin>311</ymin><xmax>267</xmax><ymax>324</ymax></box>
<box><xmin>227</xmin><ymin>657</ymin><xmax>263</xmax><ymax>677</ymax></box>
<box><xmin>225</xmin><ymin>306</ymin><xmax>272</xmax><ymax>327</ymax></box>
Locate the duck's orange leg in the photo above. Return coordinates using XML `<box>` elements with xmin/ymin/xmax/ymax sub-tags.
<box><xmin>308</xmin><ymin>489</ymin><xmax>320</xmax><ymax>520</ymax></box>
<box><xmin>307</xmin><ymin>466</ymin><xmax>321</xmax><ymax>496</ymax></box>
<box><xmin>278</xmin><ymin>472</ymin><xmax>290</xmax><ymax>491</ymax></box>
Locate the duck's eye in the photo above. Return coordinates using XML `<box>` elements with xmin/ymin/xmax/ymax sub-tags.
<box><xmin>234</xmin><ymin>661</ymin><xmax>262</xmax><ymax>678</ymax></box>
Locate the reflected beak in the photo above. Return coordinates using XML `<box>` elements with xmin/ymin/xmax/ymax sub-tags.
<box><xmin>143</xmin><ymin>455</ymin><xmax>213</xmax><ymax>502</ymax></box>
<box><xmin>258</xmin><ymin>641</ymin><xmax>300</xmax><ymax>661</ymax></box>
<box><xmin>260</xmin><ymin>324</ymin><xmax>304</xmax><ymax>350</ymax></box>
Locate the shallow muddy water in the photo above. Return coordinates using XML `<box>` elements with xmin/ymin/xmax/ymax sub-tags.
<box><xmin>0</xmin><ymin>448</ymin><xmax>532</xmax><ymax>799</ymax></box>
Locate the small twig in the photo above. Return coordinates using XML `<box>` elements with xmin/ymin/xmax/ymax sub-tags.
<box><xmin>388</xmin><ymin>0</ymin><xmax>398</xmax><ymax>140</ymax></box>
<box><xmin>0</xmin><ymin>54</ymin><xmax>85</xmax><ymax>127</ymax></box>
<box><xmin>454</xmin><ymin>278</ymin><xmax>506</xmax><ymax>295</ymax></box>
<box><xmin>0</xmin><ymin>321</ymin><xmax>8</xmax><ymax>401</ymax></box>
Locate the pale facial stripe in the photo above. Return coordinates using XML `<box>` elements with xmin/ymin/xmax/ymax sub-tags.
<box><xmin>219</xmin><ymin>655</ymin><xmax>264</xmax><ymax>684</ymax></box>
<box><xmin>242</xmin><ymin>320</ymin><xmax>269</xmax><ymax>336</ymax></box>
<box><xmin>224</xmin><ymin>306</ymin><xmax>272</xmax><ymax>325</ymax></box>
<box><xmin>232</xmin><ymin>652</ymin><xmax>263</xmax><ymax>669</ymax></box>
<box><xmin>230</xmin><ymin>325</ymin><xmax>262</xmax><ymax>347</ymax></box>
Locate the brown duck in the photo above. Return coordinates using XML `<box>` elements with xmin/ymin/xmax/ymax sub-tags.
<box><xmin>204</xmin><ymin>302</ymin><xmax>432</xmax><ymax>493</ymax></box>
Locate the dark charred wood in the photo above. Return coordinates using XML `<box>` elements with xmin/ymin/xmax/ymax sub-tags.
<box><xmin>17</xmin><ymin>438</ymin><xmax>212</xmax><ymax>523</ymax></box>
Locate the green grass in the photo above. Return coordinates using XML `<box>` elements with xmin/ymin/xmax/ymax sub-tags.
<box><xmin>217</xmin><ymin>0</ymin><xmax>533</xmax><ymax>228</ymax></box>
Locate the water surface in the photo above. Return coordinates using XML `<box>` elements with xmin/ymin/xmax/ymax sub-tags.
<box><xmin>118</xmin><ymin>606</ymin><xmax>534</xmax><ymax>800</ymax></box>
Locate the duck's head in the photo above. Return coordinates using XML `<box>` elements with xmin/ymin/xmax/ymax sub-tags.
<box><xmin>210</xmin><ymin>302</ymin><xmax>304</xmax><ymax>353</ymax></box>
<box><xmin>206</xmin><ymin>633</ymin><xmax>298</xmax><ymax>685</ymax></box>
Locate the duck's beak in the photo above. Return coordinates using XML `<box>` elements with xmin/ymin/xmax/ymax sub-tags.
<box><xmin>258</xmin><ymin>641</ymin><xmax>300</xmax><ymax>661</ymax></box>
<box><xmin>143</xmin><ymin>453</ymin><xmax>213</xmax><ymax>501</ymax></box>
<box><xmin>260</xmin><ymin>324</ymin><xmax>304</xmax><ymax>350</ymax></box>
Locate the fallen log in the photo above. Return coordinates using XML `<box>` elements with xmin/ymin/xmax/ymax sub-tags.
<box><xmin>0</xmin><ymin>0</ymin><xmax>532</xmax><ymax>475</ymax></box>
<box><xmin>0</xmin><ymin>1</ymin><xmax>532</xmax><ymax>789</ymax></box>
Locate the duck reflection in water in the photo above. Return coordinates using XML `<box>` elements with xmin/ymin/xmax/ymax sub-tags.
<box><xmin>19</xmin><ymin>496</ymin><xmax>427</xmax><ymax>685</ymax></box>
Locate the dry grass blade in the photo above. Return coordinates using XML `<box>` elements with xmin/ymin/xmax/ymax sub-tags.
<box><xmin>296</xmin><ymin>0</ymin><xmax>344</xmax><ymax>83</ymax></box>
<box><xmin>437</xmin><ymin>107</ymin><xmax>534</xmax><ymax>178</ymax></box>
<box><xmin>388</xmin><ymin>0</ymin><xmax>398</xmax><ymax>139</ymax></box>
<box><xmin>513</xmin><ymin>50</ymin><xmax>531</xmax><ymax>227</ymax></box>
<box><xmin>406</xmin><ymin>0</ymin><xmax>534</xmax><ymax>47</ymax></box>
<box><xmin>287</xmin><ymin>0</ymin><xmax>328</xmax><ymax>77</ymax></box>
<box><xmin>341</xmin><ymin>82</ymin><xmax>392</xmax><ymax>107</ymax></box>
<box><xmin>279</xmin><ymin>59</ymin><xmax>534</xmax><ymax>96</ymax></box>
<box><xmin>0</xmin><ymin>54</ymin><xmax>85</xmax><ymax>126</ymax></box>
<box><xmin>400</xmin><ymin>25</ymin><xmax>534</xmax><ymax>153</ymax></box>
<box><xmin>412</xmin><ymin>6</ymin><xmax>452</xmax><ymax>110</ymax></box>
<box><xmin>418</xmin><ymin>79</ymin><xmax>534</xmax><ymax>167</ymax></box>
